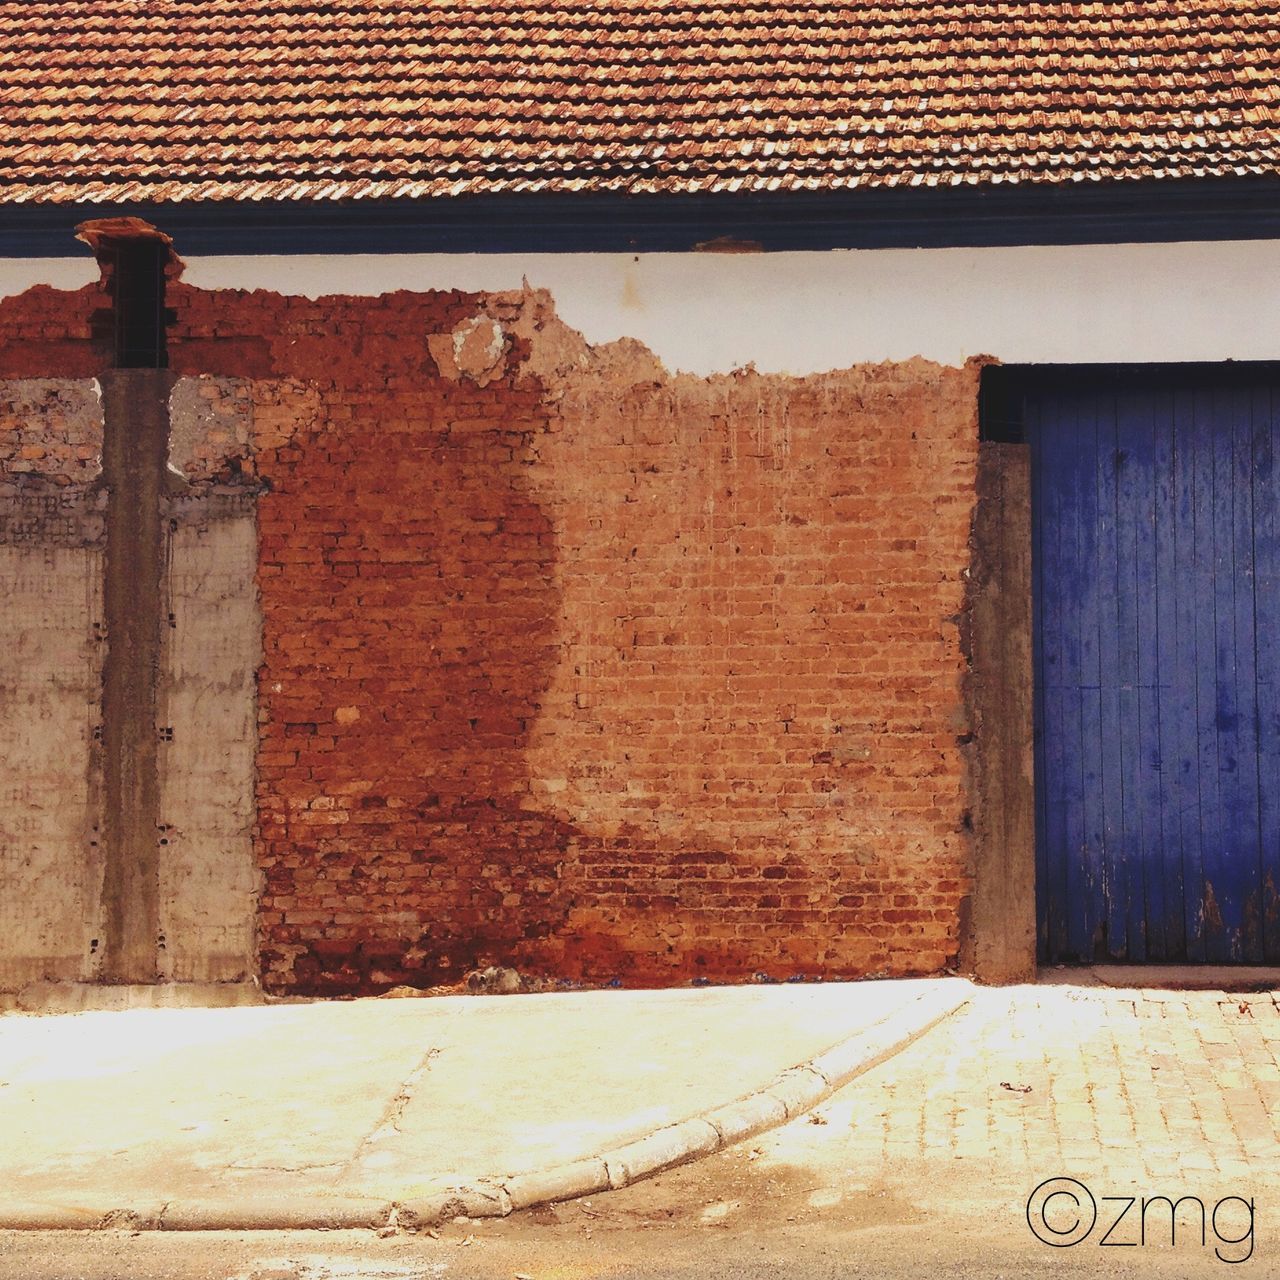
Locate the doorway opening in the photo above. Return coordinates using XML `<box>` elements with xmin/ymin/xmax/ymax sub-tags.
<box><xmin>973</xmin><ymin>363</ymin><xmax>1280</xmax><ymax>975</ymax></box>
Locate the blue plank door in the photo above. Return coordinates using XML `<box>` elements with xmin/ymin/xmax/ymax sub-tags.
<box><xmin>1032</xmin><ymin>375</ymin><xmax>1280</xmax><ymax>964</ymax></box>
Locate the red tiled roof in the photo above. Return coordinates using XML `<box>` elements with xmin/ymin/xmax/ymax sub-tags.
<box><xmin>1</xmin><ymin>0</ymin><xmax>1278</xmax><ymax>205</ymax></box>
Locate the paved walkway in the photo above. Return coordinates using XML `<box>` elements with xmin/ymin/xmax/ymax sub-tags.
<box><xmin>0</xmin><ymin>977</ymin><xmax>967</xmax><ymax>1229</ymax></box>
<box><xmin>752</xmin><ymin>983</ymin><xmax>1280</xmax><ymax>1264</ymax></box>
<box><xmin>836</xmin><ymin>985</ymin><xmax>1280</xmax><ymax>1183</ymax></box>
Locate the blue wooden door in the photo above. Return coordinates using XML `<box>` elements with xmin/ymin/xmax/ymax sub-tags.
<box><xmin>1033</xmin><ymin>372</ymin><xmax>1280</xmax><ymax>964</ymax></box>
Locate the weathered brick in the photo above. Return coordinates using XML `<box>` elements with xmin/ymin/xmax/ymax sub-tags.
<box><xmin>0</xmin><ymin>279</ymin><xmax>981</xmax><ymax>995</ymax></box>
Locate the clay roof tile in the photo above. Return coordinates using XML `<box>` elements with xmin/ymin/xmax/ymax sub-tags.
<box><xmin>1</xmin><ymin>0</ymin><xmax>1278</xmax><ymax>203</ymax></box>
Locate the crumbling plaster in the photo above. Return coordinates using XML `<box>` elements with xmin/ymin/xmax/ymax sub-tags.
<box><xmin>186</xmin><ymin>240</ymin><xmax>1280</xmax><ymax>373</ymax></box>
<box><xmin>5</xmin><ymin>239</ymin><xmax>1280</xmax><ymax>376</ymax></box>
<box><xmin>0</xmin><ymin>373</ymin><xmax>260</xmax><ymax>992</ymax></box>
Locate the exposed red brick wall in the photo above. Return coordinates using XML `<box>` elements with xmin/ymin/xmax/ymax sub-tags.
<box><xmin>0</xmin><ymin>283</ymin><xmax>110</xmax><ymax>378</ymax></box>
<box><xmin>514</xmin><ymin>331</ymin><xmax>979</xmax><ymax>989</ymax></box>
<box><xmin>1</xmin><ymin>277</ymin><xmax>980</xmax><ymax>995</ymax></box>
<box><xmin>0</xmin><ymin>379</ymin><xmax>102</xmax><ymax>484</ymax></box>
<box><xmin>169</xmin><ymin>285</ymin><xmax>587</xmax><ymax>994</ymax></box>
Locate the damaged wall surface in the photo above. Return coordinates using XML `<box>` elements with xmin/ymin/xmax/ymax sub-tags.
<box><xmin>0</xmin><ymin>274</ymin><xmax>976</xmax><ymax>994</ymax></box>
<box><xmin>0</xmin><ymin>365</ymin><xmax>260</xmax><ymax>992</ymax></box>
<box><xmin>7</xmin><ymin>240</ymin><xmax>1280</xmax><ymax>373</ymax></box>
<box><xmin>0</xmin><ymin>381</ymin><xmax>104</xmax><ymax>989</ymax></box>
<box><xmin>159</xmin><ymin>377</ymin><xmax>261</xmax><ymax>984</ymax></box>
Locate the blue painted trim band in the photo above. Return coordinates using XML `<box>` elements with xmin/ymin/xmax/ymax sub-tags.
<box><xmin>3</xmin><ymin>179</ymin><xmax>1280</xmax><ymax>257</ymax></box>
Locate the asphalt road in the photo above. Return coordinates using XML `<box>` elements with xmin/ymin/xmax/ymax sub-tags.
<box><xmin>0</xmin><ymin>1142</ymin><xmax>1262</xmax><ymax>1280</ymax></box>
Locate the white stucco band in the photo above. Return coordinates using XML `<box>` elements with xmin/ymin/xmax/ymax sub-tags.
<box><xmin>5</xmin><ymin>239</ymin><xmax>1280</xmax><ymax>376</ymax></box>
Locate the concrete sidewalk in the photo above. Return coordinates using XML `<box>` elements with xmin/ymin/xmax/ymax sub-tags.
<box><xmin>0</xmin><ymin>977</ymin><xmax>970</xmax><ymax>1231</ymax></box>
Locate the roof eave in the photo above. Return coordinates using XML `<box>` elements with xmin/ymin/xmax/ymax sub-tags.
<box><xmin>2</xmin><ymin>176</ymin><xmax>1280</xmax><ymax>257</ymax></box>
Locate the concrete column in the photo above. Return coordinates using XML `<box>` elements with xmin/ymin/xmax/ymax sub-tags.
<box><xmin>98</xmin><ymin>370</ymin><xmax>176</xmax><ymax>983</ymax></box>
<box><xmin>967</xmin><ymin>441</ymin><xmax>1037</xmax><ymax>983</ymax></box>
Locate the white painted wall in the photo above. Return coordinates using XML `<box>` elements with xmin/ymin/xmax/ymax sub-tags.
<box><xmin>0</xmin><ymin>257</ymin><xmax>97</xmax><ymax>295</ymax></box>
<box><xmin>4</xmin><ymin>241</ymin><xmax>1279</xmax><ymax>376</ymax></box>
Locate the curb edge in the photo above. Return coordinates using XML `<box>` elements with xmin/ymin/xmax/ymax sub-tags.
<box><xmin>0</xmin><ymin>979</ymin><xmax>973</xmax><ymax>1232</ymax></box>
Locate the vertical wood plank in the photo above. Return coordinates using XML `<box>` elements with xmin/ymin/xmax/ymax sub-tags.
<box><xmin>1150</xmin><ymin>386</ymin><xmax>1184</xmax><ymax>960</ymax></box>
<box><xmin>1035</xmin><ymin>396</ymin><xmax>1075</xmax><ymax>959</ymax></box>
<box><xmin>1112</xmin><ymin>386</ymin><xmax>1137</xmax><ymax>960</ymax></box>
<box><xmin>1095</xmin><ymin>390</ymin><xmax>1127</xmax><ymax>959</ymax></box>
<box><xmin>970</xmin><ymin>439</ymin><xmax>1037</xmax><ymax>982</ymax></box>
<box><xmin>1123</xmin><ymin>388</ymin><xmax>1163</xmax><ymax>960</ymax></box>
<box><xmin>1029</xmin><ymin>396</ymin><xmax>1055</xmax><ymax>963</ymax></box>
<box><xmin>1190</xmin><ymin>387</ymin><xmax>1226</xmax><ymax>960</ymax></box>
<box><xmin>1172</xmin><ymin>387</ymin><xmax>1207</xmax><ymax>961</ymax></box>
<box><xmin>1255</xmin><ymin>385</ymin><xmax>1280</xmax><ymax>963</ymax></box>
<box><xmin>1203</xmin><ymin>385</ymin><xmax>1240</xmax><ymax>961</ymax></box>
<box><xmin>1067</xmin><ymin>393</ymin><xmax>1099</xmax><ymax>960</ymax></box>
<box><xmin>1230</xmin><ymin>386</ymin><xmax>1263</xmax><ymax>961</ymax></box>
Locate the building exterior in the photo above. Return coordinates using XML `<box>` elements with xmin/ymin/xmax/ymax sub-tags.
<box><xmin>1</xmin><ymin>2</ymin><xmax>1279</xmax><ymax>998</ymax></box>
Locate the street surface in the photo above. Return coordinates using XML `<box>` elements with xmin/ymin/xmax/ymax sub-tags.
<box><xmin>2</xmin><ymin>983</ymin><xmax>1277</xmax><ymax>1277</ymax></box>
<box><xmin>0</xmin><ymin>979</ymin><xmax>950</xmax><ymax>1220</ymax></box>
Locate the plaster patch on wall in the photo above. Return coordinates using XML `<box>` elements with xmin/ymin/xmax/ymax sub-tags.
<box><xmin>158</xmin><ymin>493</ymin><xmax>261</xmax><ymax>983</ymax></box>
<box><xmin>168</xmin><ymin>376</ymin><xmax>255</xmax><ymax>483</ymax></box>
<box><xmin>0</xmin><ymin>379</ymin><xmax>103</xmax><ymax>487</ymax></box>
<box><xmin>0</xmin><ymin>543</ymin><xmax>103</xmax><ymax>989</ymax></box>
<box><xmin>0</xmin><ymin>490</ymin><xmax>106</xmax><ymax>548</ymax></box>
<box><xmin>427</xmin><ymin>314</ymin><xmax>510</xmax><ymax>386</ymax></box>
<box><xmin>6</xmin><ymin>244</ymin><xmax>1280</xmax><ymax>375</ymax></box>
<box><xmin>0</xmin><ymin>373</ymin><xmax>261</xmax><ymax>991</ymax></box>
<box><xmin>0</xmin><ymin>258</ymin><xmax>98</xmax><ymax>300</ymax></box>
<box><xmin>464</xmin><ymin>285</ymin><xmax>664</xmax><ymax>386</ymax></box>
<box><xmin>0</xmin><ymin>377</ymin><xmax>105</xmax><ymax>990</ymax></box>
<box><xmin>161</xmin><ymin>374</ymin><xmax>262</xmax><ymax>986</ymax></box>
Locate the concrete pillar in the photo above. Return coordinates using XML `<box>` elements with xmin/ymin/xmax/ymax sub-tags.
<box><xmin>967</xmin><ymin>441</ymin><xmax>1037</xmax><ymax>983</ymax></box>
<box><xmin>98</xmin><ymin>369</ymin><xmax>176</xmax><ymax>983</ymax></box>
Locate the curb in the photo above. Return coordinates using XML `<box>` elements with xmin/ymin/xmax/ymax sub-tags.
<box><xmin>0</xmin><ymin>979</ymin><xmax>971</xmax><ymax>1232</ymax></box>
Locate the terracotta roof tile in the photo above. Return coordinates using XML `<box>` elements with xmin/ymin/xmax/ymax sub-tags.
<box><xmin>0</xmin><ymin>1</ymin><xmax>1278</xmax><ymax>204</ymax></box>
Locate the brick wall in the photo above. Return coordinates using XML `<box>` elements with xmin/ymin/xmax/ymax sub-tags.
<box><xmin>518</xmin><ymin>328</ymin><xmax>978</xmax><ymax>989</ymax></box>
<box><xmin>0</xmin><ymin>379</ymin><xmax>102</xmax><ymax>485</ymax></box>
<box><xmin>0</xmin><ymin>276</ymin><xmax>980</xmax><ymax>994</ymax></box>
<box><xmin>0</xmin><ymin>283</ymin><xmax>110</xmax><ymax>378</ymax></box>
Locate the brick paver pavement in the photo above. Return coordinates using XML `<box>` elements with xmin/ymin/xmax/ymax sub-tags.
<box><xmin>755</xmin><ymin>983</ymin><xmax>1280</xmax><ymax>1263</ymax></box>
<box><xmin>831</xmin><ymin>985</ymin><xmax>1280</xmax><ymax>1184</ymax></box>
